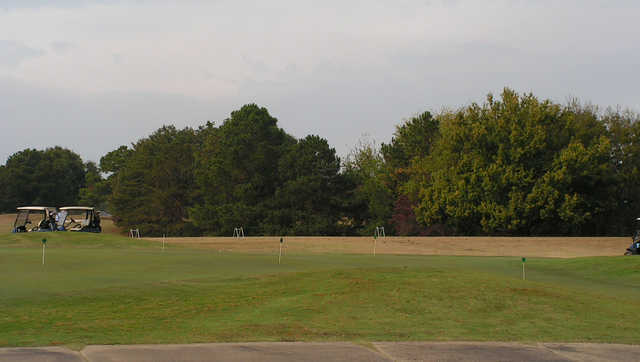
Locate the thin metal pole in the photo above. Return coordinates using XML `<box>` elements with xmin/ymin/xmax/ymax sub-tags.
<box><xmin>42</xmin><ymin>244</ymin><xmax>45</xmax><ymax>265</ymax></box>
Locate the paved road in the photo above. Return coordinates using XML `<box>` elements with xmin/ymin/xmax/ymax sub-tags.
<box><xmin>1</xmin><ymin>342</ymin><xmax>638</xmax><ymax>361</ymax></box>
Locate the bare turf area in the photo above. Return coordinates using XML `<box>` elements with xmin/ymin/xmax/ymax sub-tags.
<box><xmin>0</xmin><ymin>214</ymin><xmax>14</xmax><ymax>232</ymax></box>
<box><xmin>144</xmin><ymin>235</ymin><xmax>630</xmax><ymax>258</ymax></box>
<box><xmin>2</xmin><ymin>211</ymin><xmax>628</xmax><ymax>257</ymax></box>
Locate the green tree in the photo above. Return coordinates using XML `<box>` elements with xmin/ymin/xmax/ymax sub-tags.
<box><xmin>344</xmin><ymin>137</ymin><xmax>395</xmax><ymax>235</ymax></box>
<box><xmin>526</xmin><ymin>137</ymin><xmax>614</xmax><ymax>234</ymax></box>
<box><xmin>0</xmin><ymin>165</ymin><xmax>9</xmax><ymax>212</ymax></box>
<box><xmin>109</xmin><ymin>126</ymin><xmax>199</xmax><ymax>236</ymax></box>
<box><xmin>77</xmin><ymin>161</ymin><xmax>111</xmax><ymax>209</ymax></box>
<box><xmin>0</xmin><ymin>147</ymin><xmax>85</xmax><ymax>211</ymax></box>
<box><xmin>191</xmin><ymin>104</ymin><xmax>295</xmax><ymax>235</ymax></box>
<box><xmin>100</xmin><ymin>145</ymin><xmax>133</xmax><ymax>174</ymax></box>
<box><xmin>602</xmin><ymin>108</ymin><xmax>640</xmax><ymax>234</ymax></box>
<box><xmin>265</xmin><ymin>135</ymin><xmax>351</xmax><ymax>235</ymax></box>
<box><xmin>97</xmin><ymin>145</ymin><xmax>134</xmax><ymax>213</ymax></box>
<box><xmin>412</xmin><ymin>89</ymin><xmax>615</xmax><ymax>235</ymax></box>
<box><xmin>381</xmin><ymin>111</ymin><xmax>439</xmax><ymax>172</ymax></box>
<box><xmin>380</xmin><ymin>111</ymin><xmax>441</xmax><ymax>235</ymax></box>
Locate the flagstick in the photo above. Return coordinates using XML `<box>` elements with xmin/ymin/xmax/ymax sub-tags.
<box><xmin>373</xmin><ymin>235</ymin><xmax>377</xmax><ymax>256</ymax></box>
<box><xmin>41</xmin><ymin>238</ymin><xmax>47</xmax><ymax>265</ymax></box>
<box><xmin>162</xmin><ymin>234</ymin><xmax>165</xmax><ymax>251</ymax></box>
<box><xmin>278</xmin><ymin>237</ymin><xmax>285</xmax><ymax>264</ymax></box>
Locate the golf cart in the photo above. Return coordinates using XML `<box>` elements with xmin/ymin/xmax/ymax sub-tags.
<box><xmin>58</xmin><ymin>206</ymin><xmax>102</xmax><ymax>233</ymax></box>
<box><xmin>625</xmin><ymin>218</ymin><xmax>640</xmax><ymax>255</ymax></box>
<box><xmin>12</xmin><ymin>206</ymin><xmax>58</xmax><ymax>233</ymax></box>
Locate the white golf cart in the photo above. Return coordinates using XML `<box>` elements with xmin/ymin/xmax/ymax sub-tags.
<box><xmin>12</xmin><ymin>206</ymin><xmax>58</xmax><ymax>233</ymax></box>
<box><xmin>58</xmin><ymin>206</ymin><xmax>102</xmax><ymax>233</ymax></box>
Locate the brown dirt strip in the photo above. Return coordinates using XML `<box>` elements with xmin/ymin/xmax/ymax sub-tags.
<box><xmin>2</xmin><ymin>212</ymin><xmax>630</xmax><ymax>257</ymax></box>
<box><xmin>143</xmin><ymin>235</ymin><xmax>631</xmax><ymax>258</ymax></box>
<box><xmin>0</xmin><ymin>214</ymin><xmax>15</xmax><ymax>232</ymax></box>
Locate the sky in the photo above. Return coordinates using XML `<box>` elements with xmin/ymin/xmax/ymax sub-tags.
<box><xmin>1</xmin><ymin>0</ymin><xmax>639</xmax><ymax>164</ymax></box>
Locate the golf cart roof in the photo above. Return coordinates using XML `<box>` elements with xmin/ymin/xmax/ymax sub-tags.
<box><xmin>17</xmin><ymin>206</ymin><xmax>56</xmax><ymax>211</ymax></box>
<box><xmin>60</xmin><ymin>206</ymin><xmax>95</xmax><ymax>211</ymax></box>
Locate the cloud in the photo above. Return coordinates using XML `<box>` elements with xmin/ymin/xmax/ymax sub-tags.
<box><xmin>0</xmin><ymin>0</ymin><xmax>638</xmax><ymax>163</ymax></box>
<box><xmin>0</xmin><ymin>40</ymin><xmax>44</xmax><ymax>68</ymax></box>
<box><xmin>0</xmin><ymin>0</ymin><xmax>107</xmax><ymax>11</ymax></box>
<box><xmin>0</xmin><ymin>76</ymin><xmax>231</xmax><ymax>164</ymax></box>
<box><xmin>51</xmin><ymin>41</ymin><xmax>75</xmax><ymax>54</ymax></box>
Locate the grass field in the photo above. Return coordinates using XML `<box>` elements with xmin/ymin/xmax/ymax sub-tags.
<box><xmin>1</xmin><ymin>231</ymin><xmax>639</xmax><ymax>348</ymax></box>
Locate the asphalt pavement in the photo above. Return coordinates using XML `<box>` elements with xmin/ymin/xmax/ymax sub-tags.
<box><xmin>1</xmin><ymin>342</ymin><xmax>638</xmax><ymax>361</ymax></box>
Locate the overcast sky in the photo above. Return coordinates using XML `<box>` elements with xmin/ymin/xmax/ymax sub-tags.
<box><xmin>1</xmin><ymin>0</ymin><xmax>638</xmax><ymax>164</ymax></box>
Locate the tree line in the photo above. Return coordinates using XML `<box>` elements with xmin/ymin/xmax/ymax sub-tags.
<box><xmin>2</xmin><ymin>89</ymin><xmax>639</xmax><ymax>236</ymax></box>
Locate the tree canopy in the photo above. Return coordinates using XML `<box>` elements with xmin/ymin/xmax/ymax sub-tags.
<box><xmin>2</xmin><ymin>91</ymin><xmax>639</xmax><ymax>236</ymax></box>
<box><xmin>190</xmin><ymin>104</ymin><xmax>296</xmax><ymax>235</ymax></box>
<box><xmin>0</xmin><ymin>147</ymin><xmax>85</xmax><ymax>212</ymax></box>
<box><xmin>266</xmin><ymin>134</ymin><xmax>351</xmax><ymax>235</ymax></box>
<box><xmin>109</xmin><ymin>126</ymin><xmax>199</xmax><ymax>236</ymax></box>
<box><xmin>408</xmin><ymin>90</ymin><xmax>621</xmax><ymax>235</ymax></box>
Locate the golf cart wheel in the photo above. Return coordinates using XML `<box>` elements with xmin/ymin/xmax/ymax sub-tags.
<box><xmin>624</xmin><ymin>251</ymin><xmax>632</xmax><ymax>256</ymax></box>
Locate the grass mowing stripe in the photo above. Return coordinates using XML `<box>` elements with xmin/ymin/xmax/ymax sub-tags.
<box><xmin>5</xmin><ymin>251</ymin><xmax>638</xmax><ymax>305</ymax></box>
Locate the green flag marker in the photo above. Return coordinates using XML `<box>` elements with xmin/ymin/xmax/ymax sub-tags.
<box><xmin>42</xmin><ymin>238</ymin><xmax>47</xmax><ymax>244</ymax></box>
<box><xmin>522</xmin><ymin>257</ymin><xmax>526</xmax><ymax>263</ymax></box>
<box><xmin>280</xmin><ymin>237</ymin><xmax>283</xmax><ymax>243</ymax></box>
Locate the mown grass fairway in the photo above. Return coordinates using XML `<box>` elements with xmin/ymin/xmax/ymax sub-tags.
<box><xmin>1</xmin><ymin>232</ymin><xmax>639</xmax><ymax>347</ymax></box>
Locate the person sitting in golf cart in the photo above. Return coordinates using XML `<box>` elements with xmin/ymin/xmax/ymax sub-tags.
<box><xmin>626</xmin><ymin>218</ymin><xmax>640</xmax><ymax>255</ymax></box>
<box><xmin>12</xmin><ymin>207</ymin><xmax>58</xmax><ymax>232</ymax></box>
<box><xmin>627</xmin><ymin>241</ymin><xmax>640</xmax><ymax>255</ymax></box>
<box><xmin>57</xmin><ymin>207</ymin><xmax>102</xmax><ymax>233</ymax></box>
<box><xmin>55</xmin><ymin>210</ymin><xmax>67</xmax><ymax>231</ymax></box>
